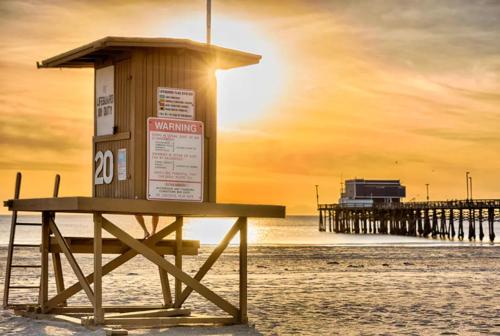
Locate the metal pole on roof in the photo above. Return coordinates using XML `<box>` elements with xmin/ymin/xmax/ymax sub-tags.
<box><xmin>207</xmin><ymin>0</ymin><xmax>212</xmax><ymax>45</ymax></box>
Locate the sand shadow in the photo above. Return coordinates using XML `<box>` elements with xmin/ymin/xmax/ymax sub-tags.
<box><xmin>134</xmin><ymin>324</ymin><xmax>264</xmax><ymax>335</ymax></box>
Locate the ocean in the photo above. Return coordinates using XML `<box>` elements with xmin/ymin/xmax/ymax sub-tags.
<box><xmin>0</xmin><ymin>214</ymin><xmax>497</xmax><ymax>247</ymax></box>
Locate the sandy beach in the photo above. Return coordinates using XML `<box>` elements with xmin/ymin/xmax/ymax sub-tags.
<box><xmin>1</xmin><ymin>244</ymin><xmax>499</xmax><ymax>335</ymax></box>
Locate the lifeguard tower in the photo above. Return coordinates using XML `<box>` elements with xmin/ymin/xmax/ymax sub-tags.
<box><xmin>3</xmin><ymin>37</ymin><xmax>285</xmax><ymax>332</ymax></box>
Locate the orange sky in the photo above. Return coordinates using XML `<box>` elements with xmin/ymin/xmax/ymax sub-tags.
<box><xmin>1</xmin><ymin>0</ymin><xmax>499</xmax><ymax>214</ymax></box>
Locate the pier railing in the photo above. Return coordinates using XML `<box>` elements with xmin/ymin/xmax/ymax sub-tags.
<box><xmin>319</xmin><ymin>199</ymin><xmax>500</xmax><ymax>210</ymax></box>
<box><xmin>317</xmin><ymin>199</ymin><xmax>499</xmax><ymax>242</ymax></box>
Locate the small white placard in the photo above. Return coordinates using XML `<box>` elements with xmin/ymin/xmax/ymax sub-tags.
<box><xmin>147</xmin><ymin>117</ymin><xmax>203</xmax><ymax>202</ymax></box>
<box><xmin>95</xmin><ymin>65</ymin><xmax>114</xmax><ymax>136</ymax></box>
<box><xmin>157</xmin><ymin>87</ymin><xmax>195</xmax><ymax>120</ymax></box>
<box><xmin>118</xmin><ymin>148</ymin><xmax>127</xmax><ymax>181</ymax></box>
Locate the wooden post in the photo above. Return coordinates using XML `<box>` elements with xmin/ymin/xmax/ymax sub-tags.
<box><xmin>488</xmin><ymin>208</ymin><xmax>495</xmax><ymax>242</ymax></box>
<box><xmin>53</xmin><ymin>174</ymin><xmax>60</xmax><ymax>197</ymax></box>
<box><xmin>93</xmin><ymin>213</ymin><xmax>104</xmax><ymax>324</ymax></box>
<box><xmin>174</xmin><ymin>216</ymin><xmax>183</xmax><ymax>306</ymax></box>
<box><xmin>52</xmin><ymin>253</ymin><xmax>66</xmax><ymax>304</ymax></box>
<box><xmin>417</xmin><ymin>210</ymin><xmax>422</xmax><ymax>236</ymax></box>
<box><xmin>40</xmin><ymin>211</ymin><xmax>50</xmax><ymax>311</ymax></box>
<box><xmin>369</xmin><ymin>211</ymin><xmax>373</xmax><ymax>234</ymax></box>
<box><xmin>159</xmin><ymin>256</ymin><xmax>172</xmax><ymax>307</ymax></box>
<box><xmin>318</xmin><ymin>209</ymin><xmax>323</xmax><ymax>232</ymax></box>
<box><xmin>478</xmin><ymin>208</ymin><xmax>484</xmax><ymax>241</ymax></box>
<box><xmin>51</xmin><ymin>174</ymin><xmax>66</xmax><ymax>305</ymax></box>
<box><xmin>440</xmin><ymin>209</ymin><xmax>446</xmax><ymax>238</ymax></box>
<box><xmin>363</xmin><ymin>211</ymin><xmax>368</xmax><ymax>234</ymax></box>
<box><xmin>458</xmin><ymin>209</ymin><xmax>464</xmax><ymax>240</ymax></box>
<box><xmin>334</xmin><ymin>210</ymin><xmax>338</xmax><ymax>233</ymax></box>
<box><xmin>328</xmin><ymin>210</ymin><xmax>332</xmax><ymax>232</ymax></box>
<box><xmin>432</xmin><ymin>210</ymin><xmax>438</xmax><ymax>238</ymax></box>
<box><xmin>341</xmin><ymin>210</ymin><xmax>344</xmax><ymax>233</ymax></box>
<box><xmin>424</xmin><ymin>209</ymin><xmax>430</xmax><ymax>237</ymax></box>
<box><xmin>468</xmin><ymin>208</ymin><xmax>475</xmax><ymax>241</ymax></box>
<box><xmin>354</xmin><ymin>211</ymin><xmax>359</xmax><ymax>234</ymax></box>
<box><xmin>239</xmin><ymin>217</ymin><xmax>248</xmax><ymax>324</ymax></box>
<box><xmin>346</xmin><ymin>211</ymin><xmax>351</xmax><ymax>233</ymax></box>
<box><xmin>3</xmin><ymin>172</ymin><xmax>21</xmax><ymax>308</ymax></box>
<box><xmin>382</xmin><ymin>213</ymin><xmax>387</xmax><ymax>234</ymax></box>
<box><xmin>449</xmin><ymin>209</ymin><xmax>455</xmax><ymax>239</ymax></box>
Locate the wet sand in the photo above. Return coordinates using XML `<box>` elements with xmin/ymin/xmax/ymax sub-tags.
<box><xmin>0</xmin><ymin>245</ymin><xmax>499</xmax><ymax>335</ymax></box>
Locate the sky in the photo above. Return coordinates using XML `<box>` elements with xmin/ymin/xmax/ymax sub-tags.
<box><xmin>0</xmin><ymin>0</ymin><xmax>499</xmax><ymax>214</ymax></box>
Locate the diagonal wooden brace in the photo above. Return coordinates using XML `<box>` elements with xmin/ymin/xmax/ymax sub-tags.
<box><xmin>48</xmin><ymin>217</ymin><xmax>95</xmax><ymax>307</ymax></box>
<box><xmin>45</xmin><ymin>219</ymin><xmax>181</xmax><ymax>310</ymax></box>
<box><xmin>175</xmin><ymin>217</ymin><xmax>242</xmax><ymax>307</ymax></box>
<box><xmin>101</xmin><ymin>216</ymin><xmax>239</xmax><ymax>318</ymax></box>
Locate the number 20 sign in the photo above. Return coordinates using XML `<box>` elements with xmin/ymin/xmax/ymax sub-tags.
<box><xmin>94</xmin><ymin>150</ymin><xmax>113</xmax><ymax>185</ymax></box>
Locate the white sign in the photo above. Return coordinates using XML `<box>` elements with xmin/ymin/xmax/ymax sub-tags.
<box><xmin>94</xmin><ymin>150</ymin><xmax>114</xmax><ymax>185</ymax></box>
<box><xmin>95</xmin><ymin>66</ymin><xmax>114</xmax><ymax>136</ymax></box>
<box><xmin>118</xmin><ymin>148</ymin><xmax>127</xmax><ymax>181</ymax></box>
<box><xmin>157</xmin><ymin>87</ymin><xmax>195</xmax><ymax>120</ymax></box>
<box><xmin>147</xmin><ymin>117</ymin><xmax>203</xmax><ymax>202</ymax></box>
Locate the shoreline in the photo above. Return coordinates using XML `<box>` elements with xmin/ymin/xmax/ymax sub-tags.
<box><xmin>0</xmin><ymin>241</ymin><xmax>497</xmax><ymax>248</ymax></box>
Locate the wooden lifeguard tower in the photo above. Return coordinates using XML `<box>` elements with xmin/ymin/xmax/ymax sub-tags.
<box><xmin>3</xmin><ymin>37</ymin><xmax>285</xmax><ymax>332</ymax></box>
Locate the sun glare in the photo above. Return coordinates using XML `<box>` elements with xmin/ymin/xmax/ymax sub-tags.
<box><xmin>182</xmin><ymin>218</ymin><xmax>258</xmax><ymax>245</ymax></box>
<box><xmin>161</xmin><ymin>14</ymin><xmax>286</xmax><ymax>128</ymax></box>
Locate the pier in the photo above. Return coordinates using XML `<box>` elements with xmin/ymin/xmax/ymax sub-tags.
<box><xmin>318</xmin><ymin>199</ymin><xmax>499</xmax><ymax>242</ymax></box>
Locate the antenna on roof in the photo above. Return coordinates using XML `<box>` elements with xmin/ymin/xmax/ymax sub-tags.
<box><xmin>206</xmin><ymin>0</ymin><xmax>212</xmax><ymax>45</ymax></box>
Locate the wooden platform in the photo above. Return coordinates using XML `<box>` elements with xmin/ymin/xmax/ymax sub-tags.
<box><xmin>4</xmin><ymin>196</ymin><xmax>285</xmax><ymax>217</ymax></box>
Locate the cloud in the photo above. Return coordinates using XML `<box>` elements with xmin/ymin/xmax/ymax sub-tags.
<box><xmin>411</xmin><ymin>128</ymin><xmax>500</xmax><ymax>144</ymax></box>
<box><xmin>0</xmin><ymin>160</ymin><xmax>85</xmax><ymax>171</ymax></box>
<box><xmin>0</xmin><ymin>105</ymin><xmax>89</xmax><ymax>153</ymax></box>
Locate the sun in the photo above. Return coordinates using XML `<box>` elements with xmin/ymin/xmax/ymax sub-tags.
<box><xmin>159</xmin><ymin>14</ymin><xmax>286</xmax><ymax>128</ymax></box>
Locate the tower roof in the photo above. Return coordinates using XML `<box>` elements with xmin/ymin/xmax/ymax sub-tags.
<box><xmin>37</xmin><ymin>36</ymin><xmax>261</xmax><ymax>70</ymax></box>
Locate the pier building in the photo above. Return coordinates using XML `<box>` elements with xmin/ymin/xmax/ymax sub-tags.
<box><xmin>339</xmin><ymin>179</ymin><xmax>406</xmax><ymax>207</ymax></box>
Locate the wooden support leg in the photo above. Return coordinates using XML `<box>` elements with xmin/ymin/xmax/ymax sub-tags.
<box><xmin>3</xmin><ymin>172</ymin><xmax>21</xmax><ymax>309</ymax></box>
<box><xmin>159</xmin><ymin>255</ymin><xmax>172</xmax><ymax>307</ymax></box>
<box><xmin>51</xmin><ymin>253</ymin><xmax>66</xmax><ymax>306</ymax></box>
<box><xmin>239</xmin><ymin>217</ymin><xmax>248</xmax><ymax>324</ymax></box>
<box><xmin>40</xmin><ymin>212</ymin><xmax>50</xmax><ymax>311</ymax></box>
<box><xmin>93</xmin><ymin>213</ymin><xmax>104</xmax><ymax>324</ymax></box>
<box><xmin>50</xmin><ymin>173</ymin><xmax>66</xmax><ymax>306</ymax></box>
<box><xmin>174</xmin><ymin>216</ymin><xmax>183</xmax><ymax>307</ymax></box>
